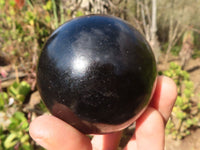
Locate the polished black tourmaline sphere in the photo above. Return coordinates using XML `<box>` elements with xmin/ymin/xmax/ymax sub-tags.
<box><xmin>37</xmin><ymin>15</ymin><xmax>157</xmax><ymax>134</ymax></box>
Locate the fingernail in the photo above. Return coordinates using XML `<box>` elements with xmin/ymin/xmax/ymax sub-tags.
<box><xmin>34</xmin><ymin>137</ymin><xmax>49</xmax><ymax>149</ymax></box>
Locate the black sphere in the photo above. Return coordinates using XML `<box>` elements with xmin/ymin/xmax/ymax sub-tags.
<box><xmin>37</xmin><ymin>15</ymin><xmax>157</xmax><ymax>134</ymax></box>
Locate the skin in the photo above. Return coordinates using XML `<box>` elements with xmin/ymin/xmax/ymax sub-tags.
<box><xmin>29</xmin><ymin>75</ymin><xmax>177</xmax><ymax>150</ymax></box>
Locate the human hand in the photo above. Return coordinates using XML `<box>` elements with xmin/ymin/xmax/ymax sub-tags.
<box><xmin>29</xmin><ymin>76</ymin><xmax>177</xmax><ymax>150</ymax></box>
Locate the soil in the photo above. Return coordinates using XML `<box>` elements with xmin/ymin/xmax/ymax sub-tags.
<box><xmin>165</xmin><ymin>129</ymin><xmax>200</xmax><ymax>150</ymax></box>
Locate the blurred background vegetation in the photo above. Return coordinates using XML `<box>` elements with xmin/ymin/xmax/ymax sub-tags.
<box><xmin>0</xmin><ymin>0</ymin><xmax>199</xmax><ymax>149</ymax></box>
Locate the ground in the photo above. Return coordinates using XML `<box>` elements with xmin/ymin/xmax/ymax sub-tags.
<box><xmin>165</xmin><ymin>129</ymin><xmax>200</xmax><ymax>150</ymax></box>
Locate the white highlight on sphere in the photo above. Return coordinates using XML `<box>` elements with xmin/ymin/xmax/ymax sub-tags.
<box><xmin>72</xmin><ymin>55</ymin><xmax>89</xmax><ymax>75</ymax></box>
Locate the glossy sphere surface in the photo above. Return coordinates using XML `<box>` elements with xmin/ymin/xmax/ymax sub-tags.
<box><xmin>37</xmin><ymin>15</ymin><xmax>157</xmax><ymax>134</ymax></box>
